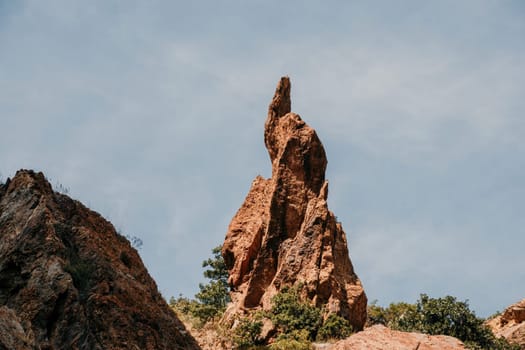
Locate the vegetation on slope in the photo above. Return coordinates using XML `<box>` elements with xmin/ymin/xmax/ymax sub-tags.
<box><xmin>170</xmin><ymin>245</ymin><xmax>231</xmax><ymax>325</ymax></box>
<box><xmin>172</xmin><ymin>245</ymin><xmax>521</xmax><ymax>350</ymax></box>
<box><xmin>367</xmin><ymin>295</ymin><xmax>521</xmax><ymax>350</ymax></box>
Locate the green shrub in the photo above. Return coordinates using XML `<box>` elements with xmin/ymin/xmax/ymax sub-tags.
<box><xmin>412</xmin><ymin>295</ymin><xmax>482</xmax><ymax>338</ymax></box>
<box><xmin>317</xmin><ymin>313</ymin><xmax>353</xmax><ymax>341</ymax></box>
<box><xmin>269</xmin><ymin>285</ymin><xmax>322</xmax><ymax>340</ymax></box>
<box><xmin>368</xmin><ymin>294</ymin><xmax>520</xmax><ymax>350</ymax></box>
<box><xmin>233</xmin><ymin>317</ymin><xmax>263</xmax><ymax>348</ymax></box>
<box><xmin>367</xmin><ymin>299</ymin><xmax>417</xmax><ymax>329</ymax></box>
<box><xmin>275</xmin><ymin>329</ymin><xmax>310</xmax><ymax>342</ymax></box>
<box><xmin>64</xmin><ymin>258</ymin><xmax>94</xmax><ymax>291</ymax></box>
<box><xmin>119</xmin><ymin>251</ymin><xmax>132</xmax><ymax>267</ymax></box>
<box><xmin>367</xmin><ymin>300</ymin><xmax>387</xmax><ymax>326</ymax></box>
<box><xmin>169</xmin><ymin>295</ymin><xmax>199</xmax><ymax>315</ymax></box>
<box><xmin>202</xmin><ymin>245</ymin><xmax>229</xmax><ymax>283</ymax></box>
<box><xmin>192</xmin><ymin>279</ymin><xmax>230</xmax><ymax>321</ymax></box>
<box><xmin>170</xmin><ymin>245</ymin><xmax>231</xmax><ymax>323</ymax></box>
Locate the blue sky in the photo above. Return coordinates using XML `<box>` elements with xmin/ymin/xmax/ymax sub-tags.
<box><xmin>1</xmin><ymin>1</ymin><xmax>524</xmax><ymax>317</ymax></box>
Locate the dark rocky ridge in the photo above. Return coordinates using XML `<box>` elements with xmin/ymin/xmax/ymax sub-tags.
<box><xmin>0</xmin><ymin>170</ymin><xmax>199</xmax><ymax>350</ymax></box>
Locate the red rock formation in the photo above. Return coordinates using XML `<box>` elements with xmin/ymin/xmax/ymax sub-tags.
<box><xmin>327</xmin><ymin>325</ymin><xmax>466</xmax><ymax>350</ymax></box>
<box><xmin>487</xmin><ymin>298</ymin><xmax>525</xmax><ymax>348</ymax></box>
<box><xmin>0</xmin><ymin>170</ymin><xmax>199</xmax><ymax>350</ymax></box>
<box><xmin>222</xmin><ymin>77</ymin><xmax>367</xmax><ymax>330</ymax></box>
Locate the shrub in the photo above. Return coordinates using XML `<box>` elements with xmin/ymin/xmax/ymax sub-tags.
<box><xmin>202</xmin><ymin>245</ymin><xmax>229</xmax><ymax>284</ymax></box>
<box><xmin>125</xmin><ymin>235</ymin><xmax>143</xmax><ymax>250</ymax></box>
<box><xmin>119</xmin><ymin>251</ymin><xmax>132</xmax><ymax>267</ymax></box>
<box><xmin>192</xmin><ymin>278</ymin><xmax>230</xmax><ymax>322</ymax></box>
<box><xmin>269</xmin><ymin>285</ymin><xmax>322</xmax><ymax>340</ymax></box>
<box><xmin>64</xmin><ymin>258</ymin><xmax>94</xmax><ymax>291</ymax></box>
<box><xmin>368</xmin><ymin>294</ymin><xmax>520</xmax><ymax>350</ymax></box>
<box><xmin>410</xmin><ymin>295</ymin><xmax>484</xmax><ymax>339</ymax></box>
<box><xmin>233</xmin><ymin>317</ymin><xmax>263</xmax><ymax>348</ymax></box>
<box><xmin>170</xmin><ymin>245</ymin><xmax>231</xmax><ymax>323</ymax></box>
<box><xmin>169</xmin><ymin>295</ymin><xmax>199</xmax><ymax>315</ymax></box>
<box><xmin>317</xmin><ymin>313</ymin><xmax>353</xmax><ymax>341</ymax></box>
<box><xmin>367</xmin><ymin>299</ymin><xmax>417</xmax><ymax>329</ymax></box>
<box><xmin>269</xmin><ymin>338</ymin><xmax>312</xmax><ymax>350</ymax></box>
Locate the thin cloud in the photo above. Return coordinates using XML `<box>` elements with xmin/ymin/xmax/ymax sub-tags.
<box><xmin>0</xmin><ymin>1</ymin><xmax>524</xmax><ymax>315</ymax></box>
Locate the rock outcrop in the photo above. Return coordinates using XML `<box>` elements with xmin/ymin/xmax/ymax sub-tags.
<box><xmin>487</xmin><ymin>298</ymin><xmax>525</xmax><ymax>348</ymax></box>
<box><xmin>0</xmin><ymin>306</ymin><xmax>32</xmax><ymax>350</ymax></box>
<box><xmin>0</xmin><ymin>170</ymin><xmax>199</xmax><ymax>350</ymax></box>
<box><xmin>327</xmin><ymin>325</ymin><xmax>466</xmax><ymax>350</ymax></box>
<box><xmin>222</xmin><ymin>77</ymin><xmax>367</xmax><ymax>330</ymax></box>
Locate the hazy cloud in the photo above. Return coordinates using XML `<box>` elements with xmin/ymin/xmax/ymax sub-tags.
<box><xmin>1</xmin><ymin>0</ymin><xmax>524</xmax><ymax>316</ymax></box>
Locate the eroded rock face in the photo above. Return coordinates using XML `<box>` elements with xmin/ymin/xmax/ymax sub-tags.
<box><xmin>0</xmin><ymin>306</ymin><xmax>32</xmax><ymax>350</ymax></box>
<box><xmin>0</xmin><ymin>170</ymin><xmax>199</xmax><ymax>350</ymax></box>
<box><xmin>487</xmin><ymin>298</ymin><xmax>525</xmax><ymax>348</ymax></box>
<box><xmin>328</xmin><ymin>325</ymin><xmax>466</xmax><ymax>350</ymax></box>
<box><xmin>222</xmin><ymin>77</ymin><xmax>367</xmax><ymax>330</ymax></box>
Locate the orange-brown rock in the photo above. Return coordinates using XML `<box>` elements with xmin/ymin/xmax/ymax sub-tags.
<box><xmin>487</xmin><ymin>298</ymin><xmax>525</xmax><ymax>348</ymax></box>
<box><xmin>327</xmin><ymin>325</ymin><xmax>466</xmax><ymax>350</ymax></box>
<box><xmin>222</xmin><ymin>77</ymin><xmax>367</xmax><ymax>330</ymax></box>
<box><xmin>0</xmin><ymin>170</ymin><xmax>199</xmax><ymax>350</ymax></box>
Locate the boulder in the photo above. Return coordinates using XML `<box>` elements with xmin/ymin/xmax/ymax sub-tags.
<box><xmin>487</xmin><ymin>298</ymin><xmax>525</xmax><ymax>348</ymax></box>
<box><xmin>327</xmin><ymin>325</ymin><xmax>466</xmax><ymax>350</ymax></box>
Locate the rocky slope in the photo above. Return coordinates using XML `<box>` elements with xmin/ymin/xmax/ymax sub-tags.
<box><xmin>487</xmin><ymin>298</ymin><xmax>525</xmax><ymax>348</ymax></box>
<box><xmin>0</xmin><ymin>170</ymin><xmax>199</xmax><ymax>350</ymax></box>
<box><xmin>222</xmin><ymin>77</ymin><xmax>367</xmax><ymax>330</ymax></box>
<box><xmin>327</xmin><ymin>325</ymin><xmax>466</xmax><ymax>350</ymax></box>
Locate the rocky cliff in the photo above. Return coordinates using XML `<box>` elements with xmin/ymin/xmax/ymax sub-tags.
<box><xmin>0</xmin><ymin>170</ymin><xmax>199</xmax><ymax>350</ymax></box>
<box><xmin>487</xmin><ymin>298</ymin><xmax>525</xmax><ymax>348</ymax></box>
<box><xmin>222</xmin><ymin>77</ymin><xmax>367</xmax><ymax>330</ymax></box>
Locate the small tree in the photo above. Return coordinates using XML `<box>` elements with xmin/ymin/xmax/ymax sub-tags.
<box><xmin>190</xmin><ymin>245</ymin><xmax>231</xmax><ymax>322</ymax></box>
<box><xmin>202</xmin><ymin>245</ymin><xmax>229</xmax><ymax>284</ymax></box>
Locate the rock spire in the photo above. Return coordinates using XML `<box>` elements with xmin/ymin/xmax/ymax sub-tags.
<box><xmin>222</xmin><ymin>77</ymin><xmax>367</xmax><ymax>330</ymax></box>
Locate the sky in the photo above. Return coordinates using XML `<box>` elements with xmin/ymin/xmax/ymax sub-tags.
<box><xmin>1</xmin><ymin>1</ymin><xmax>524</xmax><ymax>317</ymax></box>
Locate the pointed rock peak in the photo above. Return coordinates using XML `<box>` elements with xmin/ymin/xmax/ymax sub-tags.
<box><xmin>265</xmin><ymin>77</ymin><xmax>292</xmax><ymax>160</ymax></box>
<box><xmin>223</xmin><ymin>78</ymin><xmax>366</xmax><ymax>333</ymax></box>
<box><xmin>264</xmin><ymin>77</ymin><xmax>327</xmax><ymax>194</ymax></box>
<box><xmin>268</xmin><ymin>76</ymin><xmax>291</xmax><ymax>120</ymax></box>
<box><xmin>6</xmin><ymin>169</ymin><xmax>53</xmax><ymax>195</ymax></box>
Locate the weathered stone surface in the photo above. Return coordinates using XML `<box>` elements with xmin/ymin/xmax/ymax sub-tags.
<box><xmin>0</xmin><ymin>306</ymin><xmax>33</xmax><ymax>350</ymax></box>
<box><xmin>0</xmin><ymin>170</ymin><xmax>199</xmax><ymax>350</ymax></box>
<box><xmin>487</xmin><ymin>298</ymin><xmax>525</xmax><ymax>348</ymax></box>
<box><xmin>327</xmin><ymin>325</ymin><xmax>466</xmax><ymax>350</ymax></box>
<box><xmin>222</xmin><ymin>77</ymin><xmax>367</xmax><ymax>330</ymax></box>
